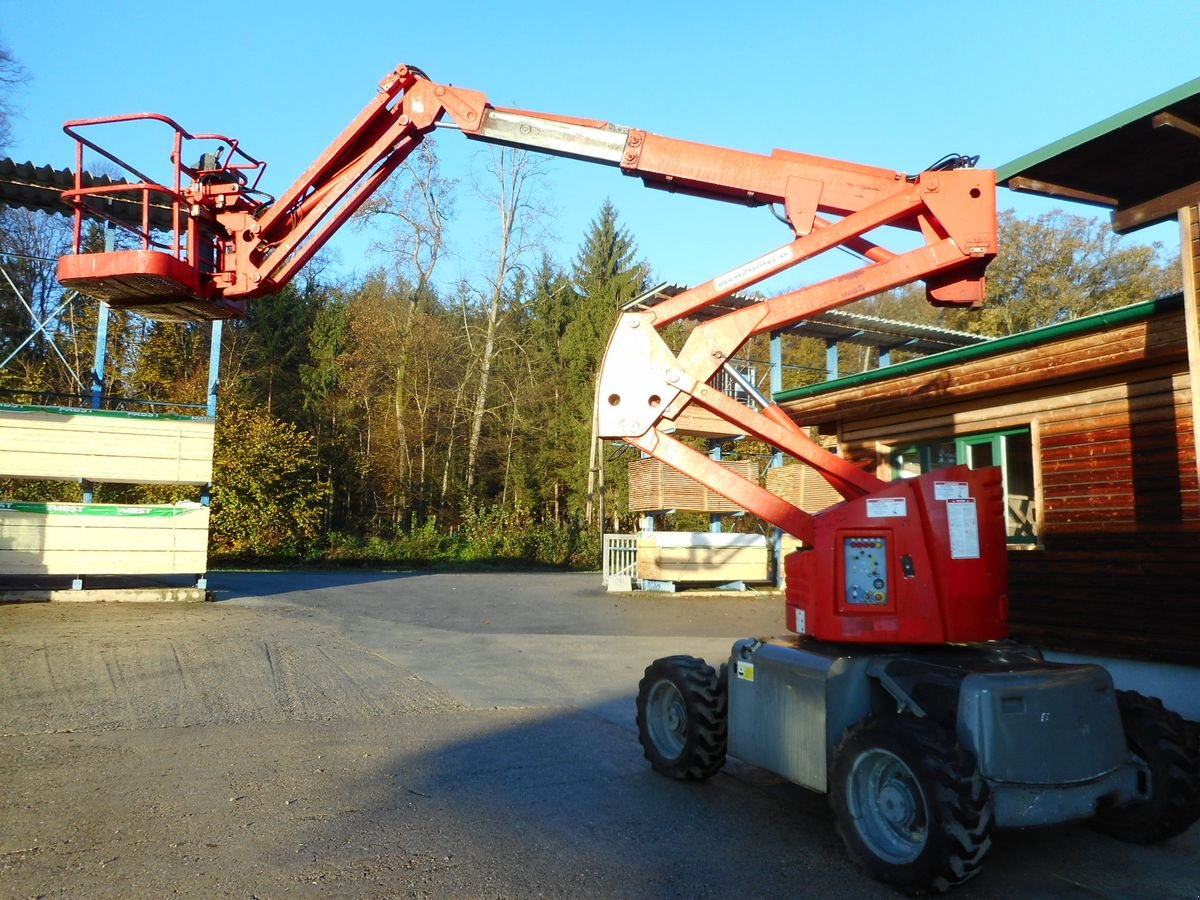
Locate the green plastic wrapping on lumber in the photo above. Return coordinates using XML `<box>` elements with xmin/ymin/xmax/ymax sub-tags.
<box><xmin>0</xmin><ymin>501</ymin><xmax>203</xmax><ymax>517</ymax></box>
<box><xmin>0</xmin><ymin>402</ymin><xmax>211</xmax><ymax>422</ymax></box>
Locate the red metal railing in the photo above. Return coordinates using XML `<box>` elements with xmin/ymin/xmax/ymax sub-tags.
<box><xmin>61</xmin><ymin>113</ymin><xmax>265</xmax><ymax>261</ymax></box>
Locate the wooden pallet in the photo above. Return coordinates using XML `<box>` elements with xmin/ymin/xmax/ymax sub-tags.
<box><xmin>0</xmin><ymin>502</ymin><xmax>209</xmax><ymax>575</ymax></box>
<box><xmin>636</xmin><ymin>531</ymin><xmax>768</xmax><ymax>583</ymax></box>
<box><xmin>0</xmin><ymin>404</ymin><xmax>214</xmax><ymax>580</ymax></box>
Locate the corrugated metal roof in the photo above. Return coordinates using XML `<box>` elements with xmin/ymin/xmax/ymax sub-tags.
<box><xmin>775</xmin><ymin>294</ymin><xmax>1182</xmax><ymax>404</ymax></box>
<box><xmin>624</xmin><ymin>282</ymin><xmax>984</xmax><ymax>354</ymax></box>
<box><xmin>0</xmin><ymin>157</ymin><xmax>176</xmax><ymax>232</ymax></box>
<box><xmin>786</xmin><ymin>309</ymin><xmax>985</xmax><ymax>352</ymax></box>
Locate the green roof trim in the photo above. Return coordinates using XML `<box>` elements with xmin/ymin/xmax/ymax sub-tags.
<box><xmin>0</xmin><ymin>402</ymin><xmax>211</xmax><ymax>423</ymax></box>
<box><xmin>774</xmin><ymin>294</ymin><xmax>1183</xmax><ymax>404</ymax></box>
<box><xmin>996</xmin><ymin>76</ymin><xmax>1200</xmax><ymax>186</ymax></box>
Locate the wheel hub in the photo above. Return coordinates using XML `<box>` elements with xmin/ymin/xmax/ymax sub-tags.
<box><xmin>848</xmin><ymin>747</ymin><xmax>928</xmax><ymax>864</ymax></box>
<box><xmin>878</xmin><ymin>780</ymin><xmax>918</xmax><ymax>829</ymax></box>
<box><xmin>646</xmin><ymin>680</ymin><xmax>688</xmax><ymax>758</ymax></box>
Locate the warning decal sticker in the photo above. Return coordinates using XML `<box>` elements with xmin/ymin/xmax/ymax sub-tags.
<box><xmin>866</xmin><ymin>497</ymin><xmax>907</xmax><ymax>518</ymax></box>
<box><xmin>934</xmin><ymin>481</ymin><xmax>969</xmax><ymax>501</ymax></box>
<box><xmin>946</xmin><ymin>498</ymin><xmax>980</xmax><ymax>559</ymax></box>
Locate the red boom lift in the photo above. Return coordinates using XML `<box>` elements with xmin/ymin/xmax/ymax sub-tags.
<box><xmin>57</xmin><ymin>65</ymin><xmax>1199</xmax><ymax>892</ymax></box>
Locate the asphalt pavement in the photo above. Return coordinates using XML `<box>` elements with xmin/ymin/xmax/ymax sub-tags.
<box><xmin>1</xmin><ymin>569</ymin><xmax>1197</xmax><ymax>898</ymax></box>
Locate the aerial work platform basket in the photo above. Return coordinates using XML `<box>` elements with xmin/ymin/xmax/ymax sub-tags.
<box><xmin>57</xmin><ymin>112</ymin><xmax>267</xmax><ymax>320</ymax></box>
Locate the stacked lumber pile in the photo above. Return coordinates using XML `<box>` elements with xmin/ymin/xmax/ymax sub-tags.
<box><xmin>0</xmin><ymin>404</ymin><xmax>214</xmax><ymax>576</ymax></box>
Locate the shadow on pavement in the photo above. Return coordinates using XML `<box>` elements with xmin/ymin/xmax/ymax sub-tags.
<box><xmin>277</xmin><ymin>705</ymin><xmax>1200</xmax><ymax>899</ymax></box>
<box><xmin>210</xmin><ymin>568</ymin><xmax>427</xmax><ymax>600</ymax></box>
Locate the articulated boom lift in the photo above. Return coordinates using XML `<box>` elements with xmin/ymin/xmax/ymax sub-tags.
<box><xmin>57</xmin><ymin>65</ymin><xmax>1198</xmax><ymax>893</ymax></box>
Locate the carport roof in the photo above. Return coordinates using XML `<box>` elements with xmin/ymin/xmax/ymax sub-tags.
<box><xmin>774</xmin><ymin>293</ymin><xmax>1182</xmax><ymax>404</ymax></box>
<box><xmin>625</xmin><ymin>283</ymin><xmax>984</xmax><ymax>354</ymax></box>
<box><xmin>997</xmin><ymin>75</ymin><xmax>1200</xmax><ymax>234</ymax></box>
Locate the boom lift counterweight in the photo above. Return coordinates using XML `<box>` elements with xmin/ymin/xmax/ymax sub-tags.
<box><xmin>56</xmin><ymin>64</ymin><xmax>1199</xmax><ymax>893</ymax></box>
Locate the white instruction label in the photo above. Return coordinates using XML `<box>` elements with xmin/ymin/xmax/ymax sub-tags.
<box><xmin>866</xmin><ymin>497</ymin><xmax>907</xmax><ymax>518</ymax></box>
<box><xmin>794</xmin><ymin>608</ymin><xmax>807</xmax><ymax>634</ymax></box>
<box><xmin>735</xmin><ymin>661</ymin><xmax>756</xmax><ymax>682</ymax></box>
<box><xmin>946</xmin><ymin>498</ymin><xmax>980</xmax><ymax>559</ymax></box>
<box><xmin>712</xmin><ymin>247</ymin><xmax>794</xmax><ymax>291</ymax></box>
<box><xmin>934</xmin><ymin>481</ymin><xmax>969</xmax><ymax>501</ymax></box>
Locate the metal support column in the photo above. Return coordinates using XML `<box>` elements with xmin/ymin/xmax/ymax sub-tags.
<box><xmin>195</xmin><ymin>319</ymin><xmax>223</xmax><ymax>591</ymax></box>
<box><xmin>77</xmin><ymin>226</ymin><xmax>119</xmax><ymax>581</ymax></box>
<box><xmin>89</xmin><ymin>306</ymin><xmax>109</xmax><ymax>410</ymax></box>
<box><xmin>825</xmin><ymin>338</ymin><xmax>839</xmax><ymax>381</ymax></box>
<box><xmin>708</xmin><ymin>439</ymin><xmax>723</xmax><ymax>533</ymax></box>
<box><xmin>89</xmin><ymin>224</ymin><xmax>116</xmax><ymax>411</ymax></box>
<box><xmin>206</xmin><ymin>320</ymin><xmax>222</xmax><ymax>418</ymax></box>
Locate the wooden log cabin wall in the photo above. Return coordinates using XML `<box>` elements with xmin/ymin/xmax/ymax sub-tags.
<box><xmin>776</xmin><ymin>295</ymin><xmax>1198</xmax><ymax>666</ymax></box>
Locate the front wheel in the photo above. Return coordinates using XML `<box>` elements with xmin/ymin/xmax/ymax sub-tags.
<box><xmin>1092</xmin><ymin>690</ymin><xmax>1200</xmax><ymax>843</ymax></box>
<box><xmin>635</xmin><ymin>655</ymin><xmax>727</xmax><ymax>780</ymax></box>
<box><xmin>830</xmin><ymin>715</ymin><xmax>993</xmax><ymax>893</ymax></box>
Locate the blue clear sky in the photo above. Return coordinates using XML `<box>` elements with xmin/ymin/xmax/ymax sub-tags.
<box><xmin>5</xmin><ymin>2</ymin><xmax>1198</xmax><ymax>293</ymax></box>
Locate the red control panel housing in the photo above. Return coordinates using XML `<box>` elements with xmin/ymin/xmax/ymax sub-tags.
<box><xmin>784</xmin><ymin>466</ymin><xmax>1009</xmax><ymax>644</ymax></box>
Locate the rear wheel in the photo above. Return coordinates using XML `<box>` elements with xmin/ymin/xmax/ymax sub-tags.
<box><xmin>830</xmin><ymin>715</ymin><xmax>993</xmax><ymax>894</ymax></box>
<box><xmin>635</xmin><ymin>655</ymin><xmax>727</xmax><ymax>780</ymax></box>
<box><xmin>1093</xmin><ymin>690</ymin><xmax>1200</xmax><ymax>843</ymax></box>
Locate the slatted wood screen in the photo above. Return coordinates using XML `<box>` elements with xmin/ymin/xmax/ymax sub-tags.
<box><xmin>764</xmin><ymin>463</ymin><xmax>843</xmax><ymax>514</ymax></box>
<box><xmin>628</xmin><ymin>458</ymin><xmax>758</xmax><ymax>512</ymax></box>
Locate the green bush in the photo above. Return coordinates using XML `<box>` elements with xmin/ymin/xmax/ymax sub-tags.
<box><xmin>275</xmin><ymin>511</ymin><xmax>599</xmax><ymax>570</ymax></box>
<box><xmin>209</xmin><ymin>403</ymin><xmax>329</xmax><ymax>559</ymax></box>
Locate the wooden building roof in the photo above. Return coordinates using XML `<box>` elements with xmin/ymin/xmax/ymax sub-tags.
<box><xmin>997</xmin><ymin>76</ymin><xmax>1200</xmax><ymax>234</ymax></box>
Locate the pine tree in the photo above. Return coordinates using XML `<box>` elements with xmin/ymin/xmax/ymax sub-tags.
<box><xmin>555</xmin><ymin>200</ymin><xmax>648</xmax><ymax>521</ymax></box>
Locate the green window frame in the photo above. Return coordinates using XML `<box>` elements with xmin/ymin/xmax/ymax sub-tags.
<box><xmin>890</xmin><ymin>427</ymin><xmax>1037</xmax><ymax>546</ymax></box>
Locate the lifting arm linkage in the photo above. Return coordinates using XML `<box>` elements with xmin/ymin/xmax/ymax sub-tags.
<box><xmin>220</xmin><ymin>68</ymin><xmax>641</xmax><ymax>297</ymax></box>
<box><xmin>592</xmin><ymin>164</ymin><xmax>995</xmax><ymax>538</ymax></box>
<box><xmin>220</xmin><ymin>67</ymin><xmax>492</xmax><ymax>296</ymax></box>
<box><xmin>428</xmin><ymin>76</ymin><xmax>995</xmax><ymax>540</ymax></box>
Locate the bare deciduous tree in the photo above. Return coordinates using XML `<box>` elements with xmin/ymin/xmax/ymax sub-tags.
<box><xmin>0</xmin><ymin>42</ymin><xmax>27</xmax><ymax>151</ymax></box>
<box><xmin>464</xmin><ymin>147</ymin><xmax>549</xmax><ymax>490</ymax></box>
